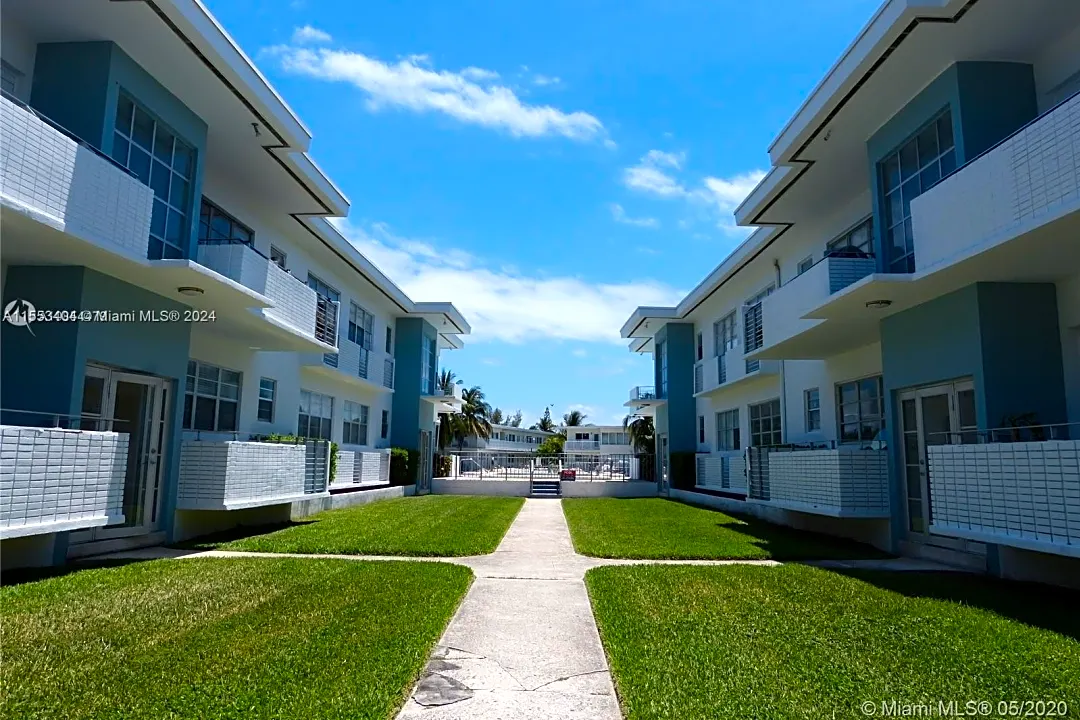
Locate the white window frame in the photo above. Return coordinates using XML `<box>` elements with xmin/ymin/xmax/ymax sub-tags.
<box><xmin>797</xmin><ymin>256</ymin><xmax>814</xmax><ymax>275</ymax></box>
<box><xmin>184</xmin><ymin>360</ymin><xmax>241</xmax><ymax>432</ymax></box>
<box><xmin>298</xmin><ymin>389</ymin><xmax>333</xmax><ymax>440</ymax></box>
<box><xmin>836</xmin><ymin>375</ymin><xmax>885</xmax><ymax>444</ymax></box>
<box><xmin>381</xmin><ymin>409</ymin><xmax>390</xmax><ymax>439</ymax></box>
<box><xmin>270</xmin><ymin>245</ymin><xmax>287</xmax><ymax>270</ymax></box>
<box><xmin>804</xmin><ymin>387</ymin><xmax>821</xmax><ymax>432</ymax></box>
<box><xmin>342</xmin><ymin>400</ymin><xmax>369</xmax><ymax>446</ymax></box>
<box><xmin>715</xmin><ymin>409</ymin><xmax>740</xmax><ymax>451</ymax></box>
<box><xmin>257</xmin><ymin>377</ymin><xmax>276</xmax><ymax>423</ymax></box>
<box><xmin>348</xmin><ymin>302</ymin><xmax>374</xmax><ymax>348</ymax></box>
<box><xmin>748</xmin><ymin>398</ymin><xmax>782</xmax><ymax>447</ymax></box>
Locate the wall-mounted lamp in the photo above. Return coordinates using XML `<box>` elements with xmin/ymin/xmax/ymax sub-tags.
<box><xmin>178</xmin><ymin>286</ymin><xmax>205</xmax><ymax>297</ymax></box>
<box><xmin>865</xmin><ymin>299</ymin><xmax>892</xmax><ymax>309</ymax></box>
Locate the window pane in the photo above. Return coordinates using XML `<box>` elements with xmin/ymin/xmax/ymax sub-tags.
<box><xmin>132</xmin><ymin>107</ymin><xmax>154</xmax><ymax>149</ymax></box>
<box><xmin>116</xmin><ymin>95</ymin><xmax>135</xmax><ymax>132</ymax></box>
<box><xmin>902</xmin><ymin>398</ymin><xmax>916</xmax><ymax>429</ymax></box>
<box><xmin>257</xmin><ymin>399</ymin><xmax>272</xmax><ymax>423</ymax></box>
<box><xmin>165</xmin><ymin>209</ymin><xmax>185</xmax><ymax>243</ymax></box>
<box><xmin>937</xmin><ymin>113</ymin><xmax>954</xmax><ymax>151</ymax></box>
<box><xmin>151</xmin><ymin>199</ymin><xmax>167</xmax><ymax>237</ymax></box>
<box><xmin>111</xmin><ymin>133</ymin><xmax>129</xmax><ymax>165</ymax></box>
<box><xmin>174</xmin><ymin>142</ymin><xmax>194</xmax><ymax>177</ymax></box>
<box><xmin>899</xmin><ymin>142</ymin><xmax>919</xmax><ymax>180</ymax></box>
<box><xmin>920</xmin><ymin>162</ymin><xmax>940</xmax><ymax>190</ymax></box>
<box><xmin>840</xmin><ymin>382</ymin><xmax>858</xmax><ymax>405</ymax></box>
<box><xmin>211</xmin><ymin>213</ymin><xmax>231</xmax><ymax>240</ymax></box>
<box><xmin>129</xmin><ymin>147</ymin><xmax>151</xmax><ymax>185</ymax></box>
<box><xmin>882</xmin><ymin>154</ymin><xmax>900</xmax><ymax>192</ymax></box>
<box><xmin>916</xmin><ymin>124</ymin><xmax>938</xmax><ymax>167</ymax></box>
<box><xmin>183</xmin><ymin>393</ymin><xmax>193</xmax><ymax>429</ymax></box>
<box><xmin>859</xmin><ymin>377</ymin><xmax>880</xmax><ymax>401</ymax></box>
<box><xmin>900</xmin><ymin>177</ymin><xmax>919</xmax><ymax>218</ymax></box>
<box><xmin>153</xmin><ymin>125</ymin><xmax>174</xmax><ymax>164</ymax></box>
<box><xmin>150</xmin><ymin>160</ymin><xmax>171</xmax><ymax>200</ymax></box>
<box><xmin>170</xmin><ymin>177</ymin><xmax>189</xmax><ymax>209</ymax></box>
<box><xmin>193</xmin><ymin>396</ymin><xmax>216</xmax><ymax>430</ymax></box>
<box><xmin>939</xmin><ymin>148</ymin><xmax>956</xmax><ymax>178</ymax></box>
<box><xmin>217</xmin><ymin>401</ymin><xmax>238</xmax><ymax>431</ymax></box>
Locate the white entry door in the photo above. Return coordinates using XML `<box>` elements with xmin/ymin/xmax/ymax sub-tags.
<box><xmin>70</xmin><ymin>365</ymin><xmax>170</xmax><ymax>542</ymax></box>
<box><xmin>897</xmin><ymin>379</ymin><xmax>976</xmax><ymax>536</ymax></box>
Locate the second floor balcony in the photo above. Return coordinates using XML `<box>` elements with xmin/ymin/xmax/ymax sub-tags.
<box><xmin>694</xmin><ymin>349</ymin><xmax>780</xmax><ymax>396</ymax></box>
<box><xmin>422</xmin><ymin>382</ymin><xmax>463</xmax><ymax>414</ymax></box>
<box><xmin>625</xmin><ymin>386</ymin><xmax>664</xmax><ymax>413</ymax></box>
<box><xmin>302</xmin><ymin>342</ymin><xmax>395</xmax><ymax>392</ymax></box>
<box><xmin>564</xmin><ymin>439</ymin><xmax>602</xmax><ymax>452</ymax></box>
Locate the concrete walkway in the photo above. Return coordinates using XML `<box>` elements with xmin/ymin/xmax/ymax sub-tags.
<box><xmin>396</xmin><ymin>498</ymin><xmax>621</xmax><ymax>720</ymax></box>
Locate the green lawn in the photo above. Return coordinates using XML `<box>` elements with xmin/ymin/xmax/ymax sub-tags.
<box><xmin>193</xmin><ymin>495</ymin><xmax>524</xmax><ymax>556</ymax></box>
<box><xmin>562</xmin><ymin>498</ymin><xmax>888</xmax><ymax>560</ymax></box>
<box><xmin>587</xmin><ymin>564</ymin><xmax>1080</xmax><ymax>720</ymax></box>
<box><xmin>1</xmin><ymin>558</ymin><xmax>471</xmax><ymax>720</ymax></box>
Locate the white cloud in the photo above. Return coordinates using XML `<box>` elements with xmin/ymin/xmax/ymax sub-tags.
<box><xmin>264</xmin><ymin>43</ymin><xmax>606</xmax><ymax>142</ymax></box>
<box><xmin>533</xmin><ymin>74</ymin><xmax>562</xmax><ymax>87</ymax></box>
<box><xmin>332</xmin><ymin>219</ymin><xmax>683</xmax><ymax>344</ymax></box>
<box><xmin>291</xmin><ymin>25</ymin><xmax>332</xmax><ymax>45</ymax></box>
<box><xmin>622</xmin><ymin>149</ymin><xmax>765</xmax><ymax>235</ymax></box>
<box><xmin>609</xmin><ymin>203</ymin><xmax>659</xmax><ymax>229</ymax></box>
<box><xmin>571</xmin><ymin>348</ymin><xmax>588</xmax><ymax>358</ymax></box>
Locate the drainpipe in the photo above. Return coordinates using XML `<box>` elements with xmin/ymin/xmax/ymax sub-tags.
<box><xmin>774</xmin><ymin>259</ymin><xmax>788</xmax><ymax>444</ymax></box>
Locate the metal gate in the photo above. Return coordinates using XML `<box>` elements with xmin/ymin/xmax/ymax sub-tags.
<box><xmin>304</xmin><ymin>439</ymin><xmax>329</xmax><ymax>493</ymax></box>
<box><xmin>747</xmin><ymin>446</ymin><xmax>770</xmax><ymax>500</ymax></box>
<box><xmin>417</xmin><ymin>430</ymin><xmax>433</xmax><ymax>493</ymax></box>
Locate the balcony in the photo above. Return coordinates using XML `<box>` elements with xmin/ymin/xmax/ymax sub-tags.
<box><xmin>0</xmin><ymin>425</ymin><xmax>129</xmax><ymax>538</ymax></box>
<box><xmin>302</xmin><ymin>343</ymin><xmax>395</xmax><ymax>392</ymax></box>
<box><xmin>422</xmin><ymin>382</ymin><xmax>462</xmax><ymax>413</ymax></box>
<box><xmin>911</xmin><ymin>92</ymin><xmax>1080</xmax><ymax>275</ymax></box>
<box><xmin>333</xmin><ymin>449</ymin><xmax>391</xmax><ymax>489</ymax></box>
<box><xmin>694</xmin><ymin>351</ymin><xmax>781</xmax><ymax>396</ymax></box>
<box><xmin>928</xmin><ymin>438</ymin><xmax>1080</xmax><ymax>558</ymax></box>
<box><xmin>176</xmin><ymin>438</ymin><xmax>330</xmax><ymax>511</ymax></box>
<box><xmin>625</xmin><ymin>386</ymin><xmax>664</xmax><ymax>413</ymax></box>
<box><xmin>748</xmin><ymin>447</ymin><xmax>890</xmax><ymax>518</ymax></box>
<box><xmin>565</xmin><ymin>440</ymin><xmax>602</xmax><ymax>452</ymax></box>
<box><xmin>195</xmin><ymin>240</ymin><xmax>339</xmax><ymax>352</ymax></box>
<box><xmin>745</xmin><ymin>255</ymin><xmax>877</xmax><ymax>360</ymax></box>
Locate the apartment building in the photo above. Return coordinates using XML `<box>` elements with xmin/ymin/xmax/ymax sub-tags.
<box><xmin>623</xmin><ymin>0</ymin><xmax>1079</xmax><ymax>582</ymax></box>
<box><xmin>458</xmin><ymin>425</ymin><xmax>555</xmax><ymax>452</ymax></box>
<box><xmin>563</xmin><ymin>426</ymin><xmax>634</xmax><ymax>454</ymax></box>
<box><xmin>0</xmin><ymin>0</ymin><xmax>469</xmax><ymax>567</ymax></box>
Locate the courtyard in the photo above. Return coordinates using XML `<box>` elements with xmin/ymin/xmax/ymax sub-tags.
<box><xmin>3</xmin><ymin>496</ymin><xmax>1077</xmax><ymax>719</ymax></box>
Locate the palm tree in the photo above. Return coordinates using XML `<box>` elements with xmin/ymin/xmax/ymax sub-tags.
<box><xmin>563</xmin><ymin>409</ymin><xmax>587</xmax><ymax>427</ymax></box>
<box><xmin>623</xmin><ymin>414</ymin><xmax>655</xmax><ymax>454</ymax></box>
<box><xmin>532</xmin><ymin>408</ymin><xmax>556</xmax><ymax>432</ymax></box>
<box><xmin>437</xmin><ymin>369</ymin><xmax>457</xmax><ymax>394</ymax></box>
<box><xmin>455</xmin><ymin>386</ymin><xmax>493</xmax><ymax>450</ymax></box>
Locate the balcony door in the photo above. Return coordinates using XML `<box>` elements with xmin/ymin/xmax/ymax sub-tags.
<box><xmin>897</xmin><ymin>379</ymin><xmax>975</xmax><ymax>536</ymax></box>
<box><xmin>70</xmin><ymin>365</ymin><xmax>169</xmax><ymax>543</ymax></box>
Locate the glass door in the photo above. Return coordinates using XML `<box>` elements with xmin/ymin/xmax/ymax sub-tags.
<box><xmin>417</xmin><ymin>430</ymin><xmax>433</xmax><ymax>493</ymax></box>
<box><xmin>71</xmin><ymin>366</ymin><xmax>169</xmax><ymax>542</ymax></box>
<box><xmin>658</xmin><ymin>434</ymin><xmax>670</xmax><ymax>494</ymax></box>
<box><xmin>898</xmin><ymin>379</ymin><xmax>975</xmax><ymax>535</ymax></box>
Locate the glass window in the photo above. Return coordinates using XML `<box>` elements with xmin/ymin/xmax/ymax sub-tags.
<box><xmin>421</xmin><ymin>334</ymin><xmax>437</xmax><ymax>394</ymax></box>
<box><xmin>698</xmin><ymin>416</ymin><xmax>706</xmax><ymax>445</ymax></box>
<box><xmin>743</xmin><ymin>286</ymin><xmax>772</xmax><ymax>353</ymax></box>
<box><xmin>347</xmin><ymin>302</ymin><xmax>374</xmax><ymax>348</ymax></box>
<box><xmin>1</xmin><ymin>60</ymin><xmax>23</xmax><ymax>96</ymax></box>
<box><xmin>837</xmin><ymin>376</ymin><xmax>885</xmax><ymax>443</ymax></box>
<box><xmin>385</xmin><ymin>327</ymin><xmax>393</xmax><ymax>354</ymax></box>
<box><xmin>657</xmin><ymin>341</ymin><xmax>668</xmax><ymax>398</ymax></box>
<box><xmin>198</xmin><ymin>198</ymin><xmax>253</xmax><ymax>246</ymax></box>
<box><xmin>716</xmin><ymin>409</ymin><xmax>740</xmax><ymax>451</ymax></box>
<box><xmin>826</xmin><ymin>217</ymin><xmax>874</xmax><ymax>256</ymax></box>
<box><xmin>879</xmin><ymin>110</ymin><xmax>956</xmax><ymax>273</ymax></box>
<box><xmin>307</xmin><ymin>274</ymin><xmax>340</xmax><ymax>302</ymax></box>
<box><xmin>342</xmin><ymin>401</ymin><xmax>369</xmax><ymax>446</ymax></box>
<box><xmin>797</xmin><ymin>256</ymin><xmax>814</xmax><ymax>275</ymax></box>
<box><xmin>805</xmin><ymin>388</ymin><xmax>821</xmax><ymax>432</ymax></box>
<box><xmin>183</xmin><ymin>360</ymin><xmax>241</xmax><ymax>432</ymax></box>
<box><xmin>696</xmin><ymin>333</ymin><xmax>703</xmax><ymax>361</ymax></box>
<box><xmin>298</xmin><ymin>389</ymin><xmax>333</xmax><ymax>440</ymax></box>
<box><xmin>381</xmin><ymin>409</ymin><xmax>390</xmax><ymax>439</ymax></box>
<box><xmin>749</xmin><ymin>399</ymin><xmax>782</xmax><ymax>447</ymax></box>
<box><xmin>270</xmin><ymin>246</ymin><xmax>287</xmax><ymax>270</ymax></box>
<box><xmin>113</xmin><ymin>92</ymin><xmax>194</xmax><ymax>260</ymax></box>
<box><xmin>713</xmin><ymin>313</ymin><xmax>737</xmax><ymax>356</ymax></box>
<box><xmin>257</xmin><ymin>377</ymin><xmax>276</xmax><ymax>423</ymax></box>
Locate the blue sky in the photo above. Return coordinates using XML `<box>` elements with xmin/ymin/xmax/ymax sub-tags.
<box><xmin>207</xmin><ymin>0</ymin><xmax>880</xmax><ymax>428</ymax></box>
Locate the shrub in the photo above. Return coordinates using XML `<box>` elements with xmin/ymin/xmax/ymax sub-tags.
<box><xmin>536</xmin><ymin>435</ymin><xmax>566</xmax><ymax>456</ymax></box>
<box><xmin>669</xmin><ymin>451</ymin><xmax>696</xmax><ymax>490</ymax></box>
<box><xmin>390</xmin><ymin>447</ymin><xmax>418</xmax><ymax>486</ymax></box>
<box><xmin>252</xmin><ymin>434</ymin><xmax>338</xmax><ymax>484</ymax></box>
<box><xmin>434</xmin><ymin>454</ymin><xmax>452</xmax><ymax>478</ymax></box>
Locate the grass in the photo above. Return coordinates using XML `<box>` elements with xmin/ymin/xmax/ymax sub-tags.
<box><xmin>586</xmin><ymin>564</ymin><xmax>1080</xmax><ymax>720</ymax></box>
<box><xmin>562</xmin><ymin>498</ymin><xmax>889</xmax><ymax>560</ymax></box>
<box><xmin>1</xmin><ymin>557</ymin><xmax>471</xmax><ymax>720</ymax></box>
<box><xmin>188</xmin><ymin>495</ymin><xmax>524</xmax><ymax>556</ymax></box>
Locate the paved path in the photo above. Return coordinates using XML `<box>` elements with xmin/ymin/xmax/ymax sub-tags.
<box><xmin>395</xmin><ymin>498</ymin><xmax>621</xmax><ymax>720</ymax></box>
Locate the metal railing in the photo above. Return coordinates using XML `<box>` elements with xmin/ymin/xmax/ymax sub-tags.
<box><xmin>437</xmin><ymin>451</ymin><xmax>656</xmax><ymax>482</ymax></box>
<box><xmin>315</xmin><ymin>295</ymin><xmax>339</xmax><ymax>350</ymax></box>
<box><xmin>629</xmin><ymin>386</ymin><xmax>657</xmax><ymax>402</ymax></box>
<box><xmin>564</xmin><ymin>440</ymin><xmax>601</xmax><ymax>452</ymax></box>
<box><xmin>925</xmin><ymin>422</ymin><xmax>1076</xmax><ymax>445</ymax></box>
<box><xmin>0</xmin><ymin>408</ymin><xmax>131</xmax><ymax>432</ymax></box>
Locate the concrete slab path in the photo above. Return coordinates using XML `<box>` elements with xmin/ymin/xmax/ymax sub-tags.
<box><xmin>395</xmin><ymin>498</ymin><xmax>621</xmax><ymax>720</ymax></box>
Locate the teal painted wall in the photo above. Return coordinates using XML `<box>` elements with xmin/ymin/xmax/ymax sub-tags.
<box><xmin>391</xmin><ymin>317</ymin><xmax>438</xmax><ymax>451</ymax></box>
<box><xmin>655</xmin><ymin>323</ymin><xmax>697</xmax><ymax>455</ymax></box>
<box><xmin>879</xmin><ymin>282</ymin><xmax>1067</xmax><ymax>547</ymax></box>
<box><xmin>30</xmin><ymin>42</ymin><xmax>208</xmax><ymax>260</ymax></box>
<box><xmin>867</xmin><ymin>62</ymin><xmax>1037</xmax><ymax>272</ymax></box>
<box><xmin>30</xmin><ymin>43</ymin><xmax>113</xmax><ymax>148</ymax></box>
<box><xmin>1</xmin><ymin>267</ymin><xmax>85</xmax><ymax>426</ymax></box>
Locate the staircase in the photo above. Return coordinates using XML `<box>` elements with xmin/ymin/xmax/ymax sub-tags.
<box><xmin>530</xmin><ymin>479</ymin><xmax>561</xmax><ymax>498</ymax></box>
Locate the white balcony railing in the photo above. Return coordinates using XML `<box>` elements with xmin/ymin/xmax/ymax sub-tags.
<box><xmin>757</xmin><ymin>255</ymin><xmax>877</xmax><ymax>356</ymax></box>
<box><xmin>695</xmin><ymin>351</ymin><xmax>780</xmax><ymax>395</ymax></box>
<box><xmin>307</xmin><ymin>344</ymin><xmax>394</xmax><ymax>391</ymax></box>
<box><xmin>176</xmin><ymin>439</ymin><xmax>328</xmax><ymax>510</ymax></box>
<box><xmin>564</xmin><ymin>440</ymin><xmax>602</xmax><ymax>452</ymax></box>
<box><xmin>333</xmin><ymin>449</ymin><xmax>391</xmax><ymax>488</ymax></box>
<box><xmin>928</xmin><ymin>439</ymin><xmax>1080</xmax><ymax>558</ymax></box>
<box><xmin>757</xmin><ymin>447</ymin><xmax>889</xmax><ymax>517</ymax></box>
<box><xmin>696</xmin><ymin>452</ymin><xmax>747</xmax><ymax>494</ymax></box>
<box><xmin>629</xmin><ymin>386</ymin><xmax>659</xmax><ymax>402</ymax></box>
<box><xmin>0</xmin><ymin>425</ymin><xmax>129</xmax><ymax>538</ymax></box>
<box><xmin>196</xmin><ymin>240</ymin><xmax>331</xmax><ymax>345</ymax></box>
<box><xmin>911</xmin><ymin>92</ymin><xmax>1080</xmax><ymax>273</ymax></box>
<box><xmin>0</xmin><ymin>93</ymin><xmax>154</xmax><ymax>259</ymax></box>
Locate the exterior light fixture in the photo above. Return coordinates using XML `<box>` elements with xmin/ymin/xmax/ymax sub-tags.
<box><xmin>865</xmin><ymin>299</ymin><xmax>892</xmax><ymax>309</ymax></box>
<box><xmin>177</xmin><ymin>286</ymin><xmax>205</xmax><ymax>296</ymax></box>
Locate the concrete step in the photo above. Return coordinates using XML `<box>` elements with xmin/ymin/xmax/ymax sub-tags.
<box><xmin>67</xmin><ymin>531</ymin><xmax>167</xmax><ymax>560</ymax></box>
<box><xmin>900</xmin><ymin>538</ymin><xmax>987</xmax><ymax>572</ymax></box>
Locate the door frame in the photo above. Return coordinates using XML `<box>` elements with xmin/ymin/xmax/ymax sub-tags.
<box><xmin>70</xmin><ymin>365</ymin><xmax>170</xmax><ymax>543</ymax></box>
<box><xmin>417</xmin><ymin>430</ymin><xmax>433</xmax><ymax>493</ymax></box>
<box><xmin>657</xmin><ymin>433</ymin><xmax>670</xmax><ymax>494</ymax></box>
<box><xmin>897</xmin><ymin>378</ymin><xmax>975</xmax><ymax>538</ymax></box>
